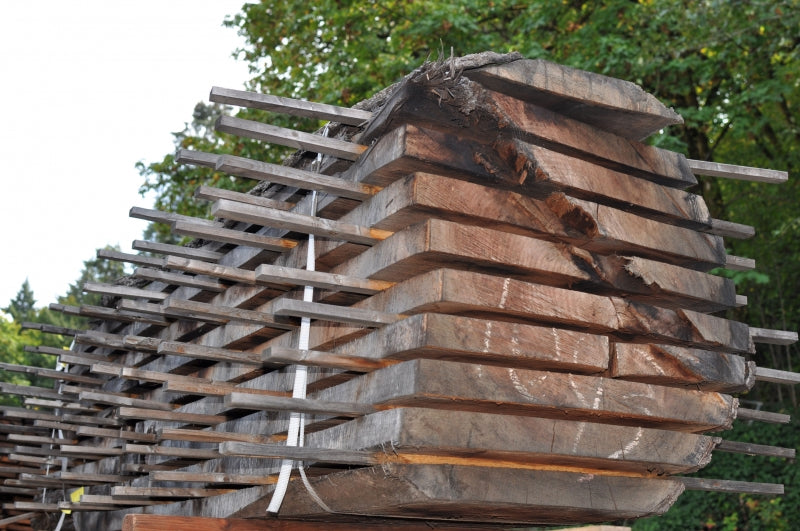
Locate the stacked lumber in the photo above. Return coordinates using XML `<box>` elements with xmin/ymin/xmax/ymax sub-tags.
<box><xmin>2</xmin><ymin>53</ymin><xmax>797</xmax><ymax>531</ymax></box>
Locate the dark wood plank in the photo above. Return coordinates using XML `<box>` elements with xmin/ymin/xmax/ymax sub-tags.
<box><xmin>317</xmin><ymin>359</ymin><xmax>736</xmax><ymax>432</ymax></box>
<box><xmin>77</xmin><ymin>303</ymin><xmax>171</xmax><ymax>327</ymax></box>
<box><xmin>83</xmin><ymin>282</ymin><xmax>167</xmax><ymax>302</ymax></box>
<box><xmin>344</xmin><ymin>268</ymin><xmax>752</xmax><ymax>354</ymax></box>
<box><xmin>611</xmin><ymin>344</ymin><xmax>753</xmax><ymax>393</ymax></box>
<box><xmin>268</xmin><ymin>465</ymin><xmax>685</xmax><ymax>524</ymax></box>
<box><xmin>345</xmin><ymin>172</ymin><xmax>724</xmax><ymax>271</ymax></box>
<box><xmin>307</xmin><ymin>407</ymin><xmax>717</xmax><ymax>475</ymax></box>
<box><xmin>122</xmin><ymin>514</ymin><xmax>457</xmax><ymax>531</ymax></box>
<box><xmin>336</xmin><ymin>216</ymin><xmax>736</xmax><ymax>312</ymax></box>
<box><xmin>111</xmin><ymin>486</ymin><xmax>236</xmax><ymax>500</ymax></box>
<box><xmin>0</xmin><ymin>362</ymin><xmax>104</xmax><ymax>386</ymax></box>
<box><xmin>495</xmin><ymin>140</ymin><xmax>711</xmax><ymax>227</ymax></box>
<box><xmin>329</xmin><ymin>313</ymin><xmax>610</xmax><ymax>374</ymax></box>
<box><xmin>355</xmin><ymin>88</ymin><xmax>695</xmax><ymax>189</ymax></box>
<box><xmin>466</xmin><ymin>57</ymin><xmax>683</xmax><ymax>140</ymax></box>
<box><xmin>117</xmin><ymin>407</ymin><xmax>226</xmax><ymax>426</ymax></box>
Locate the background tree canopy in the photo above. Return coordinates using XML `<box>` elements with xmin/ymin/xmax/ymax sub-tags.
<box><xmin>8</xmin><ymin>1</ymin><xmax>799</xmax><ymax>529</ymax></box>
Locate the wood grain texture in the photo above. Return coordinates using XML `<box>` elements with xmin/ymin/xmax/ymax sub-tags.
<box><xmin>343</xmin><ymin>171</ymin><xmax>724</xmax><ymax>271</ymax></box>
<box><xmin>317</xmin><ymin>359</ymin><xmax>737</xmax><ymax>432</ymax></box>
<box><xmin>466</xmin><ymin>57</ymin><xmax>683</xmax><ymax>140</ymax></box>
<box><xmin>357</xmin><ymin>83</ymin><xmax>695</xmax><ymax>188</ymax></box>
<box><xmin>308</xmin><ymin>408</ymin><xmax>718</xmax><ymax>475</ymax></box>
<box><xmin>269</xmin><ymin>464</ymin><xmax>684</xmax><ymax>524</ymax></box>
<box><xmin>335</xmin><ymin>216</ymin><xmax>736</xmax><ymax>312</ymax></box>
<box><xmin>328</xmin><ymin>313</ymin><xmax>610</xmax><ymax>374</ymax></box>
<box><xmin>345</xmin><ymin>268</ymin><xmax>752</xmax><ymax>354</ymax></box>
<box><xmin>612</xmin><ymin>343</ymin><xmax>754</xmax><ymax>393</ymax></box>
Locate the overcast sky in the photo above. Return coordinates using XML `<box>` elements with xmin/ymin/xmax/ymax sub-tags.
<box><xmin>1</xmin><ymin>1</ymin><xmax>251</xmax><ymax>309</ymax></box>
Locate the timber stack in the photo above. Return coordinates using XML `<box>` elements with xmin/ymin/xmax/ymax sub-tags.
<box><xmin>1</xmin><ymin>52</ymin><xmax>797</xmax><ymax>531</ymax></box>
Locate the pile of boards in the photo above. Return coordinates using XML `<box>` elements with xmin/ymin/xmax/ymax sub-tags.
<box><xmin>1</xmin><ymin>52</ymin><xmax>797</xmax><ymax>531</ymax></box>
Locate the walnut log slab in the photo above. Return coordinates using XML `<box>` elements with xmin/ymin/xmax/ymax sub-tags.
<box><xmin>317</xmin><ymin>359</ymin><xmax>737</xmax><ymax>432</ymax></box>
<box><xmin>266</xmin><ymin>465</ymin><xmax>685</xmax><ymax>525</ymax></box>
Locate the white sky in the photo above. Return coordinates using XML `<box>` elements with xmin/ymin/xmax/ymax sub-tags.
<box><xmin>1</xmin><ymin>1</ymin><xmax>252</xmax><ymax>309</ymax></box>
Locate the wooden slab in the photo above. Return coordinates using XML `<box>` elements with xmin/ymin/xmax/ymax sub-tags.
<box><xmin>465</xmin><ymin>57</ymin><xmax>683</xmax><ymax>140</ymax></box>
<box><xmin>265</xmin><ymin>465</ymin><xmax>685</xmax><ymax>524</ymax></box>
<box><xmin>344</xmin><ymin>172</ymin><xmax>724</xmax><ymax>271</ymax></box>
<box><xmin>308</xmin><ymin>408</ymin><xmax>717</xmax><ymax>475</ymax></box>
<box><xmin>498</xmin><ymin>140</ymin><xmax>710</xmax><ymax>226</ymax></box>
<box><xmin>354</xmin><ymin>95</ymin><xmax>694</xmax><ymax>190</ymax></box>
<box><xmin>328</xmin><ymin>313</ymin><xmax>609</xmax><ymax>374</ymax></box>
<box><xmin>121</xmin><ymin>514</ymin><xmax>466</xmax><ymax>531</ymax></box>
<box><xmin>343</xmin><ymin>268</ymin><xmax>752</xmax><ymax>354</ymax></box>
<box><xmin>318</xmin><ymin>359</ymin><xmax>736</xmax><ymax>432</ymax></box>
<box><xmin>336</xmin><ymin>217</ymin><xmax>736</xmax><ymax>312</ymax></box>
<box><xmin>612</xmin><ymin>344</ymin><xmax>755</xmax><ymax>393</ymax></box>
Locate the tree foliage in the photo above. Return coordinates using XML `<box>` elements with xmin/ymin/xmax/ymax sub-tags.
<box><xmin>0</xmin><ymin>247</ymin><xmax>130</xmax><ymax>404</ymax></box>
